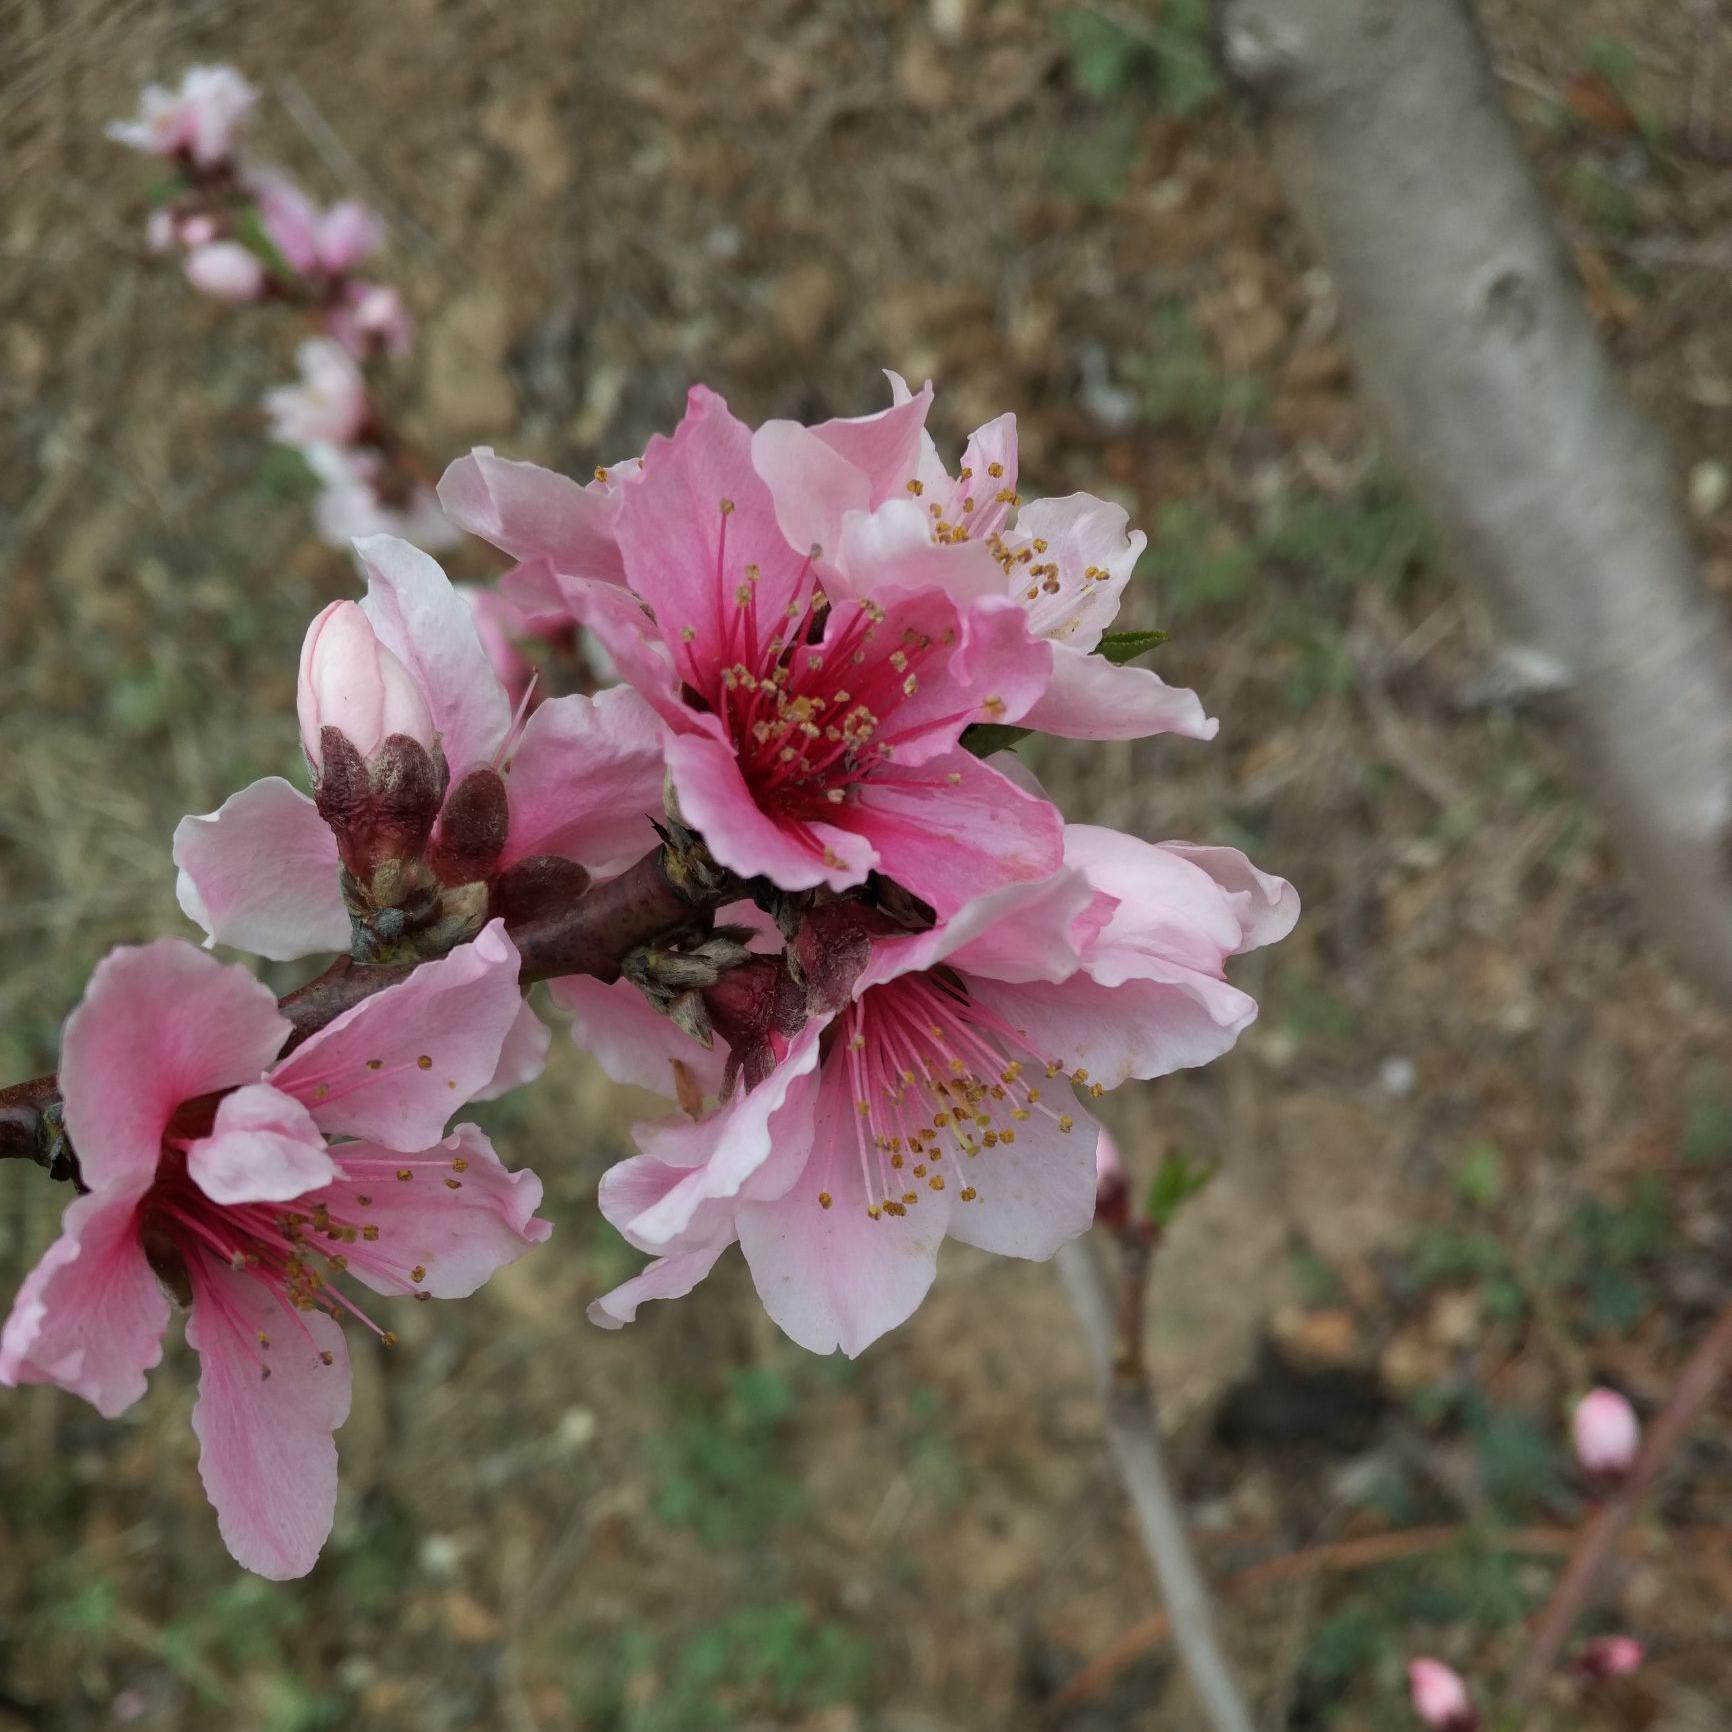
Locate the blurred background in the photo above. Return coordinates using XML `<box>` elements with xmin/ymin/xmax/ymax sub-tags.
<box><xmin>3</xmin><ymin>2</ymin><xmax>1732</xmax><ymax>1727</ymax></box>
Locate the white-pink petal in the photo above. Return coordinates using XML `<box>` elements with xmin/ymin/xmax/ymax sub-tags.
<box><xmin>173</xmin><ymin>776</ymin><xmax>349</xmax><ymax>962</ymax></box>
<box><xmin>1018</xmin><ymin>646</ymin><xmax>1216</xmax><ymax>743</ymax></box>
<box><xmin>438</xmin><ymin>448</ymin><xmax>630</xmax><ymax>585</ymax></box>
<box><xmin>185</xmin><ymin>1083</ymin><xmax>336</xmax><ymax>1205</ymax></box>
<box><xmin>588</xmin><ymin>1234</ymin><xmax>734</xmax><ymax>1329</ymax></box>
<box><xmin>547</xmin><ymin>973</ymin><xmax>728</xmax><ymax>1100</ymax></box>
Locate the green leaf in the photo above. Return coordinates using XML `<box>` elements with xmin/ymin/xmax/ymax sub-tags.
<box><xmin>1145</xmin><ymin>1149</ymin><xmax>1216</xmax><ymax>1229</ymax></box>
<box><xmin>1096</xmin><ymin>628</ymin><xmax>1171</xmax><ymax>665</ymax></box>
<box><xmin>961</xmin><ymin>721</ymin><xmax>1033</xmax><ymax>758</ymax></box>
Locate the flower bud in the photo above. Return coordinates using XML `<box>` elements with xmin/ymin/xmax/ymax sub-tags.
<box><xmin>184</xmin><ymin>240</ymin><xmax>266</xmax><ymax>303</ymax></box>
<box><xmin>1573</xmin><ymin>1387</ymin><xmax>1640</xmax><ymax>1479</ymax></box>
<box><xmin>1577</xmin><ymin>1635</ymin><xmax>1643</xmax><ymax>1680</ymax></box>
<box><xmin>1407</xmin><ymin>1659</ymin><xmax>1476</xmax><ymax>1731</ymax></box>
<box><xmin>315</xmin><ymin>200</ymin><xmax>383</xmax><ymax>274</ymax></box>
<box><xmin>297</xmin><ymin>601</ymin><xmax>436</xmax><ymax>767</ymax></box>
<box><xmin>1094</xmin><ymin>1126</ymin><xmax>1129</xmax><ymax>1230</ymax></box>
<box><xmin>704</xmin><ymin>952</ymin><xmax>807</xmax><ymax>1095</ymax></box>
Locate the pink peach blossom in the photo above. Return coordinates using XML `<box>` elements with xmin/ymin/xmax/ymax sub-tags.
<box><xmin>753</xmin><ymin>374</ymin><xmax>1214</xmax><ymax>742</ymax></box>
<box><xmin>326</xmin><ymin>281</ymin><xmax>413</xmax><ymax>358</ymax></box>
<box><xmin>107</xmin><ymin>66</ymin><xmax>257</xmax><ymax>167</ymax></box>
<box><xmin>265</xmin><ymin>339</ymin><xmax>371</xmax><ymax>449</ymax></box>
<box><xmin>175</xmin><ymin>536</ymin><xmax>667</xmax><ymax>960</ymax></box>
<box><xmin>184</xmin><ymin>241</ymin><xmax>266</xmax><ymax>303</ymax></box>
<box><xmin>253</xmin><ymin>173</ymin><xmax>382</xmax><ymax>278</ymax></box>
<box><xmin>1573</xmin><ymin>1386</ymin><xmax>1640</xmax><ymax>1477</ymax></box>
<box><xmin>515</xmin><ymin>386</ymin><xmax>1060</xmax><ymax>915</ymax></box>
<box><xmin>0</xmin><ymin>924</ymin><xmax>548</xmax><ymax>1577</ymax></box>
<box><xmin>1407</xmin><ymin>1660</ymin><xmax>1475</xmax><ymax>1730</ymax></box>
<box><xmin>301</xmin><ymin>443</ymin><xmax>459</xmax><ymax>553</ymax></box>
<box><xmin>590</xmin><ymin>828</ymin><xmax>1294</xmax><ymax>1354</ymax></box>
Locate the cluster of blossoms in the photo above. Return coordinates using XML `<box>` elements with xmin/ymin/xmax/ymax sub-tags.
<box><xmin>3</xmin><ymin>371</ymin><xmax>1296</xmax><ymax>1577</ymax></box>
<box><xmin>108</xmin><ymin>66</ymin><xmax>445</xmax><ymax>549</ymax></box>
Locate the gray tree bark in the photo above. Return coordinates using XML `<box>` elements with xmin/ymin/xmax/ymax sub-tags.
<box><xmin>1218</xmin><ymin>0</ymin><xmax>1732</xmax><ymax>1008</ymax></box>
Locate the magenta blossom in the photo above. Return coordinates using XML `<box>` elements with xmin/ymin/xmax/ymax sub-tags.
<box><xmin>174</xmin><ymin>535</ymin><xmax>666</xmax><ymax>961</ymax></box>
<box><xmin>184</xmin><ymin>241</ymin><xmax>267</xmax><ymax>304</ymax></box>
<box><xmin>1407</xmin><ymin>1660</ymin><xmax>1476</xmax><ymax>1731</ymax></box>
<box><xmin>266</xmin><ymin>339</ymin><xmax>371</xmax><ymax>449</ymax></box>
<box><xmin>0</xmin><ymin>925</ymin><xmax>548</xmax><ymax>1577</ymax></box>
<box><xmin>106</xmin><ymin>65</ymin><xmax>257</xmax><ymax>167</ymax></box>
<box><xmin>753</xmin><ymin>374</ymin><xmax>1214</xmax><ymax>743</ymax></box>
<box><xmin>499</xmin><ymin>386</ymin><xmax>1059</xmax><ymax>914</ymax></box>
<box><xmin>588</xmin><ymin>826</ymin><xmax>1294</xmax><ymax>1354</ymax></box>
<box><xmin>1573</xmin><ymin>1386</ymin><xmax>1640</xmax><ymax>1478</ymax></box>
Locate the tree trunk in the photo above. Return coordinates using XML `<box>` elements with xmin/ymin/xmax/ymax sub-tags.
<box><xmin>1218</xmin><ymin>0</ymin><xmax>1732</xmax><ymax>1007</ymax></box>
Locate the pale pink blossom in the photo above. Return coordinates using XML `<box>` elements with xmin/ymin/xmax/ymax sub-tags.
<box><xmin>1578</xmin><ymin>1635</ymin><xmax>1644</xmax><ymax>1679</ymax></box>
<box><xmin>107</xmin><ymin>66</ymin><xmax>257</xmax><ymax>167</ymax></box>
<box><xmin>1407</xmin><ymin>1660</ymin><xmax>1476</xmax><ymax>1730</ymax></box>
<box><xmin>175</xmin><ymin>536</ymin><xmax>667</xmax><ymax>960</ymax></box>
<box><xmin>265</xmin><ymin>339</ymin><xmax>371</xmax><ymax>448</ymax></box>
<box><xmin>753</xmin><ymin>374</ymin><xmax>1215</xmax><ymax>743</ymax></box>
<box><xmin>506</xmin><ymin>386</ymin><xmax>1060</xmax><ymax>915</ymax></box>
<box><xmin>1573</xmin><ymin>1387</ymin><xmax>1640</xmax><ymax>1477</ymax></box>
<box><xmin>326</xmin><ymin>281</ymin><xmax>413</xmax><ymax>358</ymax></box>
<box><xmin>589</xmin><ymin>826</ymin><xmax>1294</xmax><ymax>1354</ymax></box>
<box><xmin>146</xmin><ymin>208</ymin><xmax>178</xmax><ymax>252</ymax></box>
<box><xmin>0</xmin><ymin>925</ymin><xmax>548</xmax><ymax>1577</ymax></box>
<box><xmin>253</xmin><ymin>173</ymin><xmax>382</xmax><ymax>278</ymax></box>
<box><xmin>302</xmin><ymin>444</ymin><xmax>459</xmax><ymax>554</ymax></box>
<box><xmin>184</xmin><ymin>241</ymin><xmax>266</xmax><ymax>303</ymax></box>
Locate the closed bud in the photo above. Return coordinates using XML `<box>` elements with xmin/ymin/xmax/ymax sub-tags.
<box><xmin>297</xmin><ymin>600</ymin><xmax>437</xmax><ymax>769</ymax></box>
<box><xmin>1573</xmin><ymin>1388</ymin><xmax>1640</xmax><ymax>1480</ymax></box>
<box><xmin>184</xmin><ymin>240</ymin><xmax>266</xmax><ymax>303</ymax></box>
<box><xmin>1407</xmin><ymin>1660</ymin><xmax>1476</xmax><ymax>1731</ymax></box>
<box><xmin>429</xmin><ymin>767</ymin><xmax>510</xmax><ymax>885</ymax></box>
<box><xmin>1094</xmin><ymin>1127</ymin><xmax>1129</xmax><ymax>1230</ymax></box>
<box><xmin>1577</xmin><ymin>1635</ymin><xmax>1643</xmax><ymax>1680</ymax></box>
<box><xmin>368</xmin><ymin>734</ymin><xmax>445</xmax><ymax>864</ymax></box>
<box><xmin>705</xmin><ymin>953</ymin><xmax>807</xmax><ymax>1095</ymax></box>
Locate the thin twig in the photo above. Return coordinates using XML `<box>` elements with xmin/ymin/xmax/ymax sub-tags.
<box><xmin>1511</xmin><ymin>1291</ymin><xmax>1732</xmax><ymax>1702</ymax></box>
<box><xmin>1055</xmin><ymin>1236</ymin><xmax>1257</xmax><ymax>1732</ymax></box>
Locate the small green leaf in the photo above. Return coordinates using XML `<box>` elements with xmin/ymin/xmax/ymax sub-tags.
<box><xmin>1145</xmin><ymin>1148</ymin><xmax>1216</xmax><ymax>1229</ymax></box>
<box><xmin>961</xmin><ymin>722</ymin><xmax>1033</xmax><ymax>758</ymax></box>
<box><xmin>1096</xmin><ymin>628</ymin><xmax>1171</xmax><ymax>665</ymax></box>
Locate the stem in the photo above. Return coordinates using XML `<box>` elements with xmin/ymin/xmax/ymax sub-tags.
<box><xmin>1510</xmin><ymin>1291</ymin><xmax>1732</xmax><ymax>1702</ymax></box>
<box><xmin>0</xmin><ymin>844</ymin><xmax>726</xmax><ymax>1172</ymax></box>
<box><xmin>1054</xmin><ymin>1235</ymin><xmax>1257</xmax><ymax>1732</ymax></box>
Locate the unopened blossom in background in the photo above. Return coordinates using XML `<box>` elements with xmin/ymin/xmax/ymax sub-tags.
<box><xmin>1573</xmin><ymin>1386</ymin><xmax>1641</xmax><ymax>1477</ymax></box>
<box><xmin>0</xmin><ymin>927</ymin><xmax>548</xmax><ymax>1577</ymax></box>
<box><xmin>253</xmin><ymin>172</ymin><xmax>383</xmax><ymax>281</ymax></box>
<box><xmin>106</xmin><ymin>65</ymin><xmax>257</xmax><ymax>167</ymax></box>
<box><xmin>1577</xmin><ymin>1635</ymin><xmax>1644</xmax><ymax>1679</ymax></box>
<box><xmin>174</xmin><ymin>535</ymin><xmax>666</xmax><ymax>964</ymax></box>
<box><xmin>304</xmin><ymin>445</ymin><xmax>459</xmax><ymax>554</ymax></box>
<box><xmin>1406</xmin><ymin>1660</ymin><xmax>1476</xmax><ymax>1731</ymax></box>
<box><xmin>753</xmin><ymin>373</ymin><xmax>1215</xmax><ymax>742</ymax></box>
<box><xmin>590</xmin><ymin>828</ymin><xmax>1295</xmax><ymax>1354</ymax></box>
<box><xmin>184</xmin><ymin>240</ymin><xmax>266</xmax><ymax>304</ymax></box>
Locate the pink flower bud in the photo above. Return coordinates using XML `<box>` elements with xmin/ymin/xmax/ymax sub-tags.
<box><xmin>327</xmin><ymin>281</ymin><xmax>413</xmax><ymax>357</ymax></box>
<box><xmin>297</xmin><ymin>600</ymin><xmax>436</xmax><ymax>766</ymax></box>
<box><xmin>1578</xmin><ymin>1635</ymin><xmax>1644</xmax><ymax>1679</ymax></box>
<box><xmin>184</xmin><ymin>241</ymin><xmax>266</xmax><ymax>303</ymax></box>
<box><xmin>179</xmin><ymin>212</ymin><xmax>220</xmax><ymax>248</ymax></box>
<box><xmin>146</xmin><ymin>207</ymin><xmax>177</xmax><ymax>253</ymax></box>
<box><xmin>1407</xmin><ymin>1659</ymin><xmax>1476</xmax><ymax>1730</ymax></box>
<box><xmin>1573</xmin><ymin>1388</ymin><xmax>1640</xmax><ymax>1478</ymax></box>
<box><xmin>315</xmin><ymin>201</ymin><xmax>383</xmax><ymax>274</ymax></box>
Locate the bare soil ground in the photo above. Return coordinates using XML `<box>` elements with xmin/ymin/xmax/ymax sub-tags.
<box><xmin>3</xmin><ymin>2</ymin><xmax>1731</xmax><ymax>1728</ymax></box>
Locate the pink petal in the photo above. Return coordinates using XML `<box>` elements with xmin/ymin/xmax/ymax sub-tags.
<box><xmin>622</xmin><ymin>1031</ymin><xmax>824</xmax><ymax>1248</ymax></box>
<box><xmin>943</xmin><ymin>1078</ymin><xmax>1098</xmax><ymax>1259</ymax></box>
<box><xmin>314</xmin><ymin>200</ymin><xmax>381</xmax><ymax>273</ymax></box>
<box><xmin>253</xmin><ymin>172</ymin><xmax>321</xmax><ymax>274</ymax></box>
<box><xmin>438</xmin><ymin>448</ymin><xmax>630</xmax><ymax>584</ymax></box>
<box><xmin>547</xmin><ymin>973</ymin><xmax>728</xmax><ymax>1099</ymax></box>
<box><xmin>614</xmin><ymin>386</ymin><xmax>811</xmax><ymax>673</ymax></box>
<box><xmin>353</xmin><ymin>535</ymin><xmax>511</xmax><ymax>772</ymax></box>
<box><xmin>544</xmin><ymin>570</ymin><xmax>703</xmax><ymax>738</ymax></box>
<box><xmin>969</xmin><ymin>969</ymin><xmax>1256</xmax><ymax>1089</ymax></box>
<box><xmin>173</xmin><ymin>777</ymin><xmax>349</xmax><ymax>962</ymax></box>
<box><xmin>473</xmin><ymin>1000</ymin><xmax>551</xmax><ymax>1102</ymax></box>
<box><xmin>0</xmin><ymin>1190</ymin><xmax>169</xmax><ymax>1418</ymax></box>
<box><xmin>833</xmin><ymin>497</ymin><xmax>1007</xmax><ymax>605</ymax></box>
<box><xmin>186</xmin><ymin>1083</ymin><xmax>336</xmax><ymax>1205</ymax></box>
<box><xmin>461</xmin><ymin>584</ymin><xmax>538</xmax><ymax>714</ymax></box>
<box><xmin>1156</xmin><ymin>843</ymin><xmax>1300</xmax><ymax>952</ymax></box>
<box><xmin>588</xmin><ymin>1233</ymin><xmax>734</xmax><ymax>1329</ymax></box>
<box><xmin>317</xmin><ymin>1123</ymin><xmax>550</xmax><ymax>1299</ymax></box>
<box><xmin>1019</xmin><ymin>646</ymin><xmax>1217</xmax><ymax>742</ymax></box>
<box><xmin>185</xmin><ymin>1262</ymin><xmax>349</xmax><ymax>1579</ymax></box>
<box><xmin>666</xmin><ymin>731</ymin><xmax>877</xmax><ymax>893</ymax></box>
<box><xmin>844</xmin><ymin>749</ymin><xmax>1063</xmax><ymax>918</ymax></box>
<box><xmin>61</xmin><ymin>942</ymin><xmax>290</xmax><ymax>1193</ymax></box>
<box><xmin>735</xmin><ymin>1056</ymin><xmax>947</xmax><ymax>1356</ymax></box>
<box><xmin>270</xmin><ymin>921</ymin><xmax>524</xmax><ymax>1148</ymax></box>
<box><xmin>500</xmin><ymin>687</ymin><xmax>667</xmax><ymax>875</ymax></box>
